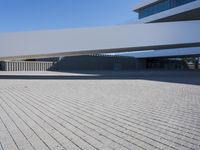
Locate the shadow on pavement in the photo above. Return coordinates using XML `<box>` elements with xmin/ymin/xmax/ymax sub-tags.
<box><xmin>0</xmin><ymin>70</ymin><xmax>200</xmax><ymax>86</ymax></box>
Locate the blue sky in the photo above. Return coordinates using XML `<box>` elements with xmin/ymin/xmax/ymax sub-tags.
<box><xmin>0</xmin><ymin>0</ymin><xmax>139</xmax><ymax>32</ymax></box>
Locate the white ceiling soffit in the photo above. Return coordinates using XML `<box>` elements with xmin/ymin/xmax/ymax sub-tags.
<box><xmin>0</xmin><ymin>20</ymin><xmax>200</xmax><ymax>60</ymax></box>
<box><xmin>114</xmin><ymin>47</ymin><xmax>200</xmax><ymax>58</ymax></box>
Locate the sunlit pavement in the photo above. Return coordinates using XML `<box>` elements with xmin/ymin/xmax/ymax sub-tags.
<box><xmin>0</xmin><ymin>71</ymin><xmax>200</xmax><ymax>150</ymax></box>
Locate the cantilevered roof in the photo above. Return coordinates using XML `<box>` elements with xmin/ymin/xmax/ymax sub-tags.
<box><xmin>0</xmin><ymin>20</ymin><xmax>200</xmax><ymax>60</ymax></box>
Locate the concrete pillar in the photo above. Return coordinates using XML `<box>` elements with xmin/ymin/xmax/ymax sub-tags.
<box><xmin>11</xmin><ymin>62</ymin><xmax>13</xmax><ymax>71</ymax></box>
<box><xmin>17</xmin><ymin>62</ymin><xmax>19</xmax><ymax>71</ymax></box>
<box><xmin>29</xmin><ymin>62</ymin><xmax>31</xmax><ymax>71</ymax></box>
<box><xmin>31</xmin><ymin>62</ymin><xmax>34</xmax><ymax>71</ymax></box>
<box><xmin>31</xmin><ymin>62</ymin><xmax>33</xmax><ymax>71</ymax></box>
<box><xmin>46</xmin><ymin>63</ymin><xmax>48</xmax><ymax>71</ymax></box>
<box><xmin>45</xmin><ymin>62</ymin><xmax>47</xmax><ymax>71</ymax></box>
<box><xmin>34</xmin><ymin>62</ymin><xmax>37</xmax><ymax>71</ymax></box>
<box><xmin>22</xmin><ymin>62</ymin><xmax>24</xmax><ymax>71</ymax></box>
<box><xmin>13</xmin><ymin>62</ymin><xmax>15</xmax><ymax>71</ymax></box>
<box><xmin>8</xmin><ymin>62</ymin><xmax>10</xmax><ymax>71</ymax></box>
<box><xmin>30</xmin><ymin>62</ymin><xmax>33</xmax><ymax>71</ymax></box>
<box><xmin>20</xmin><ymin>62</ymin><xmax>23</xmax><ymax>71</ymax></box>
<box><xmin>12</xmin><ymin>62</ymin><xmax>15</xmax><ymax>71</ymax></box>
<box><xmin>33</xmin><ymin>62</ymin><xmax>35</xmax><ymax>71</ymax></box>
<box><xmin>25</xmin><ymin>62</ymin><xmax>27</xmax><ymax>71</ymax></box>
<box><xmin>37</xmin><ymin>62</ymin><xmax>39</xmax><ymax>71</ymax></box>
<box><xmin>4</xmin><ymin>61</ymin><xmax>8</xmax><ymax>71</ymax></box>
<box><xmin>7</xmin><ymin>62</ymin><xmax>10</xmax><ymax>71</ymax></box>
<box><xmin>42</xmin><ymin>62</ymin><xmax>44</xmax><ymax>71</ymax></box>
<box><xmin>18</xmin><ymin>61</ymin><xmax>21</xmax><ymax>71</ymax></box>
<box><xmin>35</xmin><ymin>62</ymin><xmax>38</xmax><ymax>71</ymax></box>
<box><xmin>46</xmin><ymin>63</ymin><xmax>49</xmax><ymax>71</ymax></box>
<box><xmin>28</xmin><ymin>62</ymin><xmax>30</xmax><ymax>71</ymax></box>
<box><xmin>35</xmin><ymin>62</ymin><xmax>37</xmax><ymax>71</ymax></box>
<box><xmin>21</xmin><ymin>62</ymin><xmax>23</xmax><ymax>71</ymax></box>
<box><xmin>26</xmin><ymin>62</ymin><xmax>29</xmax><ymax>71</ymax></box>
<box><xmin>40</xmin><ymin>62</ymin><xmax>42</xmax><ymax>71</ymax></box>
<box><xmin>5</xmin><ymin>62</ymin><xmax>8</xmax><ymax>71</ymax></box>
<box><xmin>14</xmin><ymin>62</ymin><xmax>17</xmax><ymax>71</ymax></box>
<box><xmin>27</xmin><ymin>62</ymin><xmax>30</xmax><ymax>71</ymax></box>
<box><xmin>38</xmin><ymin>62</ymin><xmax>40</xmax><ymax>71</ymax></box>
<box><xmin>27</xmin><ymin>62</ymin><xmax>29</xmax><ymax>71</ymax></box>
<box><xmin>15</xmin><ymin>62</ymin><xmax>18</xmax><ymax>71</ymax></box>
<box><xmin>15</xmin><ymin>62</ymin><xmax>17</xmax><ymax>71</ymax></box>
<box><xmin>15</xmin><ymin>61</ymin><xmax>19</xmax><ymax>71</ymax></box>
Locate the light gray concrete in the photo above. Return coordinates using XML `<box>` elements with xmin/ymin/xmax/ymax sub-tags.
<box><xmin>0</xmin><ymin>20</ymin><xmax>200</xmax><ymax>61</ymax></box>
<box><xmin>0</xmin><ymin>71</ymin><xmax>200</xmax><ymax>150</ymax></box>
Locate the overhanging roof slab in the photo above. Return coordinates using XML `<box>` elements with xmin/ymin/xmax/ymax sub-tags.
<box><xmin>0</xmin><ymin>20</ymin><xmax>200</xmax><ymax>60</ymax></box>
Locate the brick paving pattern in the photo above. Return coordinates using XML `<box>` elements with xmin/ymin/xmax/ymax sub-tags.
<box><xmin>0</xmin><ymin>72</ymin><xmax>200</xmax><ymax>150</ymax></box>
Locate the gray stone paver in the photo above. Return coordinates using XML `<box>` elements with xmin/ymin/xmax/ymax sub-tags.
<box><xmin>0</xmin><ymin>72</ymin><xmax>200</xmax><ymax>150</ymax></box>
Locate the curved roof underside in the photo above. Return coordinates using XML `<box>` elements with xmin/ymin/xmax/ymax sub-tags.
<box><xmin>112</xmin><ymin>47</ymin><xmax>200</xmax><ymax>58</ymax></box>
<box><xmin>0</xmin><ymin>20</ymin><xmax>200</xmax><ymax>60</ymax></box>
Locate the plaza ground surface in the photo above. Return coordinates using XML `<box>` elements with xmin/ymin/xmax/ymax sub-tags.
<box><xmin>0</xmin><ymin>71</ymin><xmax>200</xmax><ymax>150</ymax></box>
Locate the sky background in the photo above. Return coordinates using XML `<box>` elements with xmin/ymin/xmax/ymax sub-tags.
<box><xmin>0</xmin><ymin>0</ymin><xmax>139</xmax><ymax>33</ymax></box>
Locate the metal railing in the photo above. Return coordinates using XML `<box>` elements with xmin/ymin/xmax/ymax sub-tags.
<box><xmin>2</xmin><ymin>61</ymin><xmax>55</xmax><ymax>71</ymax></box>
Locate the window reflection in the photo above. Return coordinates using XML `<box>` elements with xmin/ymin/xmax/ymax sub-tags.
<box><xmin>138</xmin><ymin>0</ymin><xmax>196</xmax><ymax>19</ymax></box>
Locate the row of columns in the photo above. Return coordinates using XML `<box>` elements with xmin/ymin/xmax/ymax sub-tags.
<box><xmin>4</xmin><ymin>61</ymin><xmax>54</xmax><ymax>71</ymax></box>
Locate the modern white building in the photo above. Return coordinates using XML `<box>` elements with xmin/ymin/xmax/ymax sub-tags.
<box><xmin>116</xmin><ymin>0</ymin><xmax>200</xmax><ymax>58</ymax></box>
<box><xmin>0</xmin><ymin>0</ymin><xmax>200</xmax><ymax>70</ymax></box>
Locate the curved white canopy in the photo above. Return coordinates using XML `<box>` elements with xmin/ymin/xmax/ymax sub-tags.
<box><xmin>0</xmin><ymin>20</ymin><xmax>200</xmax><ymax>60</ymax></box>
<box><xmin>113</xmin><ymin>47</ymin><xmax>200</xmax><ymax>58</ymax></box>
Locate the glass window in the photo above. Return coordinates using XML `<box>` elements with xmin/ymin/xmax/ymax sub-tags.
<box><xmin>138</xmin><ymin>0</ymin><xmax>196</xmax><ymax>19</ymax></box>
<box><xmin>174</xmin><ymin>0</ymin><xmax>196</xmax><ymax>7</ymax></box>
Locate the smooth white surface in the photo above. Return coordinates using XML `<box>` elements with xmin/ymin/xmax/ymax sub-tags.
<box><xmin>0</xmin><ymin>20</ymin><xmax>199</xmax><ymax>60</ymax></box>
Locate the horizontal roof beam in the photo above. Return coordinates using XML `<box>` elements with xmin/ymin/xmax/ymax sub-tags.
<box><xmin>0</xmin><ymin>20</ymin><xmax>200</xmax><ymax>60</ymax></box>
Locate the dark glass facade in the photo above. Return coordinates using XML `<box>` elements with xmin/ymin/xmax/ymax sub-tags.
<box><xmin>138</xmin><ymin>0</ymin><xmax>196</xmax><ymax>19</ymax></box>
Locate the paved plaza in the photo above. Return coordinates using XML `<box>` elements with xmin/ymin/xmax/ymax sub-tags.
<box><xmin>0</xmin><ymin>71</ymin><xmax>200</xmax><ymax>150</ymax></box>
